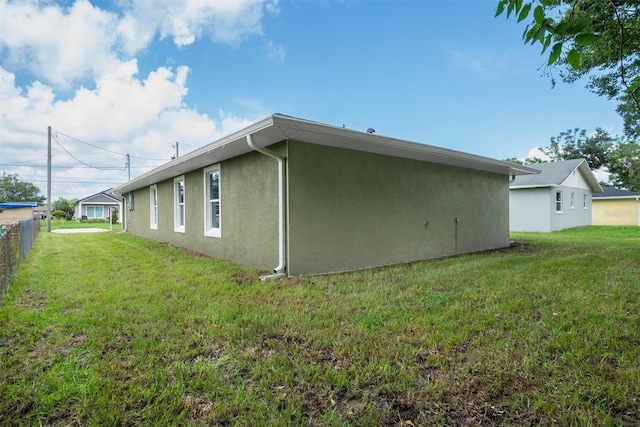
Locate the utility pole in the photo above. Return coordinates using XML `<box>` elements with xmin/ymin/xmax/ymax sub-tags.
<box><xmin>172</xmin><ymin>141</ymin><xmax>179</xmax><ymax>159</ymax></box>
<box><xmin>47</xmin><ymin>126</ymin><xmax>51</xmax><ymax>232</ymax></box>
<box><xmin>126</xmin><ymin>153</ymin><xmax>130</xmax><ymax>181</ymax></box>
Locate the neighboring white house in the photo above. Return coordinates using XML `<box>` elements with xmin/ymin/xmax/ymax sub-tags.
<box><xmin>75</xmin><ymin>191</ymin><xmax>122</xmax><ymax>222</ymax></box>
<box><xmin>509</xmin><ymin>159</ymin><xmax>603</xmax><ymax>232</ymax></box>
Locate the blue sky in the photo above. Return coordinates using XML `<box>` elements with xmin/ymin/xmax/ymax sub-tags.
<box><xmin>1</xmin><ymin>0</ymin><xmax>623</xmax><ymax>200</ymax></box>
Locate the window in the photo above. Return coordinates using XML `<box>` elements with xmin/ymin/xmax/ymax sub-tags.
<box><xmin>571</xmin><ymin>192</ymin><xmax>575</xmax><ymax>209</ymax></box>
<box><xmin>150</xmin><ymin>185</ymin><xmax>158</xmax><ymax>229</ymax></box>
<box><xmin>174</xmin><ymin>176</ymin><xmax>185</xmax><ymax>233</ymax></box>
<box><xmin>583</xmin><ymin>194</ymin><xmax>588</xmax><ymax>209</ymax></box>
<box><xmin>555</xmin><ymin>191</ymin><xmax>563</xmax><ymax>213</ymax></box>
<box><xmin>204</xmin><ymin>165</ymin><xmax>221</xmax><ymax>237</ymax></box>
<box><xmin>86</xmin><ymin>206</ymin><xmax>103</xmax><ymax>219</ymax></box>
<box><xmin>128</xmin><ymin>192</ymin><xmax>134</xmax><ymax>211</ymax></box>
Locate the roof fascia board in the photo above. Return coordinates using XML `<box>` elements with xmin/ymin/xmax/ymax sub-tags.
<box><xmin>77</xmin><ymin>194</ymin><xmax>119</xmax><ymax>203</ymax></box>
<box><xmin>114</xmin><ymin>114</ymin><xmax>540</xmax><ymax>196</ymax></box>
<box><xmin>272</xmin><ymin>115</ymin><xmax>540</xmax><ymax>176</ymax></box>
<box><xmin>113</xmin><ymin>116</ymin><xmax>280</xmax><ymax>196</ymax></box>
<box><xmin>510</xmin><ymin>185</ymin><xmax>553</xmax><ymax>189</ymax></box>
<box><xmin>594</xmin><ymin>196</ymin><xmax>640</xmax><ymax>200</ymax></box>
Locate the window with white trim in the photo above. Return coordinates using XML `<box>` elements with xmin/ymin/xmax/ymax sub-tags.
<box><xmin>583</xmin><ymin>194</ymin><xmax>588</xmax><ymax>209</ymax></box>
<box><xmin>571</xmin><ymin>192</ymin><xmax>575</xmax><ymax>209</ymax></box>
<box><xmin>174</xmin><ymin>176</ymin><xmax>185</xmax><ymax>233</ymax></box>
<box><xmin>555</xmin><ymin>191</ymin><xmax>563</xmax><ymax>213</ymax></box>
<box><xmin>150</xmin><ymin>184</ymin><xmax>158</xmax><ymax>229</ymax></box>
<box><xmin>204</xmin><ymin>165</ymin><xmax>221</xmax><ymax>237</ymax></box>
<box><xmin>86</xmin><ymin>206</ymin><xmax>103</xmax><ymax>219</ymax></box>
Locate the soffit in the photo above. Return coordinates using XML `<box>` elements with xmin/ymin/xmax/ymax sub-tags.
<box><xmin>113</xmin><ymin>114</ymin><xmax>539</xmax><ymax>196</ymax></box>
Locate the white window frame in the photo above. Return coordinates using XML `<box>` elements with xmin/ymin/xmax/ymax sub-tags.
<box><xmin>86</xmin><ymin>206</ymin><xmax>104</xmax><ymax>219</ymax></box>
<box><xmin>583</xmin><ymin>194</ymin><xmax>588</xmax><ymax>209</ymax></box>
<box><xmin>571</xmin><ymin>192</ymin><xmax>575</xmax><ymax>209</ymax></box>
<box><xmin>555</xmin><ymin>191</ymin><xmax>563</xmax><ymax>213</ymax></box>
<box><xmin>174</xmin><ymin>176</ymin><xmax>185</xmax><ymax>233</ymax></box>
<box><xmin>203</xmin><ymin>165</ymin><xmax>222</xmax><ymax>238</ymax></box>
<box><xmin>150</xmin><ymin>184</ymin><xmax>158</xmax><ymax>230</ymax></box>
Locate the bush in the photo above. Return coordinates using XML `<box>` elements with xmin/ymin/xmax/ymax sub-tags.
<box><xmin>52</xmin><ymin>210</ymin><xmax>67</xmax><ymax>219</ymax></box>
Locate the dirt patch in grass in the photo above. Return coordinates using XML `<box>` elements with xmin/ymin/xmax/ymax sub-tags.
<box><xmin>232</xmin><ymin>272</ymin><xmax>255</xmax><ymax>285</ymax></box>
<box><xmin>14</xmin><ymin>288</ymin><xmax>48</xmax><ymax>311</ymax></box>
<box><xmin>184</xmin><ymin>394</ymin><xmax>215</xmax><ymax>415</ymax></box>
<box><xmin>31</xmin><ymin>332</ymin><xmax>88</xmax><ymax>362</ymax></box>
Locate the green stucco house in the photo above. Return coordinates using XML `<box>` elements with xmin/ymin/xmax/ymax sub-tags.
<box><xmin>112</xmin><ymin>114</ymin><xmax>538</xmax><ymax>277</ymax></box>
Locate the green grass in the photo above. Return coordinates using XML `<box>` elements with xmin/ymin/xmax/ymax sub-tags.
<box><xmin>1</xmin><ymin>226</ymin><xmax>638</xmax><ymax>425</ymax></box>
<box><xmin>40</xmin><ymin>218</ymin><xmax>122</xmax><ymax>232</ymax></box>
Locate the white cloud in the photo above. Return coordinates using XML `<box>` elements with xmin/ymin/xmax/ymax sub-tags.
<box><xmin>0</xmin><ymin>63</ymin><xmax>257</xmax><ymax>199</ymax></box>
<box><xmin>266</xmin><ymin>40</ymin><xmax>286</xmax><ymax>62</ymax></box>
<box><xmin>0</xmin><ymin>0</ymin><xmax>280</xmax><ymax>87</ymax></box>
<box><xmin>0</xmin><ymin>0</ymin><xmax>122</xmax><ymax>87</ymax></box>
<box><xmin>0</xmin><ymin>0</ymin><xmax>279</xmax><ymax>199</ymax></box>
<box><xmin>444</xmin><ymin>44</ymin><xmax>527</xmax><ymax>77</ymax></box>
<box><xmin>525</xmin><ymin>147</ymin><xmax>550</xmax><ymax>162</ymax></box>
<box><xmin>116</xmin><ymin>0</ymin><xmax>280</xmax><ymax>48</ymax></box>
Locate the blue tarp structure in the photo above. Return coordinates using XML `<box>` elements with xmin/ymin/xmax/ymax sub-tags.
<box><xmin>0</xmin><ymin>202</ymin><xmax>38</xmax><ymax>209</ymax></box>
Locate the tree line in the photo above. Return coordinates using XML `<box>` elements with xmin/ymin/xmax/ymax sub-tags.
<box><xmin>0</xmin><ymin>173</ymin><xmax>78</xmax><ymax>216</ymax></box>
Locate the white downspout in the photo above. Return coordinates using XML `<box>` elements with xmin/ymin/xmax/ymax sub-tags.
<box><xmin>246</xmin><ymin>134</ymin><xmax>286</xmax><ymax>280</ymax></box>
<box><xmin>122</xmin><ymin>197</ymin><xmax>127</xmax><ymax>232</ymax></box>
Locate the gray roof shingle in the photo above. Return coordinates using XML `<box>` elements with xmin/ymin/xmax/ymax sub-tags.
<box><xmin>509</xmin><ymin>159</ymin><xmax>602</xmax><ymax>192</ymax></box>
<box><xmin>593</xmin><ymin>185</ymin><xmax>640</xmax><ymax>198</ymax></box>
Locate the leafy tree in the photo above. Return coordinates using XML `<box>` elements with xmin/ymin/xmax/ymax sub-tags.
<box><xmin>607</xmin><ymin>140</ymin><xmax>640</xmax><ymax>192</ymax></box>
<box><xmin>503</xmin><ymin>157</ymin><xmax>525</xmax><ymax>165</ymax></box>
<box><xmin>496</xmin><ymin>1</ymin><xmax>640</xmax><ymax>137</ymax></box>
<box><xmin>53</xmin><ymin>198</ymin><xmax>78</xmax><ymax>217</ymax></box>
<box><xmin>536</xmin><ymin>127</ymin><xmax>639</xmax><ymax>192</ymax></box>
<box><xmin>544</xmin><ymin>127</ymin><xmax>614</xmax><ymax>170</ymax></box>
<box><xmin>0</xmin><ymin>173</ymin><xmax>45</xmax><ymax>204</ymax></box>
<box><xmin>503</xmin><ymin>156</ymin><xmax>546</xmax><ymax>164</ymax></box>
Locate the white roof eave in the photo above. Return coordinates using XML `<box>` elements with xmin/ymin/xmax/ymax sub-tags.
<box><xmin>112</xmin><ymin>114</ymin><xmax>540</xmax><ymax>196</ymax></box>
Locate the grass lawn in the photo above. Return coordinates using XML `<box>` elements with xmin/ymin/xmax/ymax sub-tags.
<box><xmin>40</xmin><ymin>218</ymin><xmax>122</xmax><ymax>232</ymax></box>
<box><xmin>1</xmin><ymin>227</ymin><xmax>638</xmax><ymax>425</ymax></box>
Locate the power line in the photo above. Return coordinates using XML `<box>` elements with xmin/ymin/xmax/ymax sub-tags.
<box><xmin>52</xmin><ymin>129</ymin><xmax>170</xmax><ymax>161</ymax></box>
<box><xmin>0</xmin><ymin>163</ymin><xmax>160</xmax><ymax>169</ymax></box>
<box><xmin>52</xmin><ymin>134</ymin><xmax>127</xmax><ymax>171</ymax></box>
<box><xmin>53</xmin><ymin>130</ymin><xmax>126</xmax><ymax>156</ymax></box>
<box><xmin>28</xmin><ymin>178</ymin><xmax>124</xmax><ymax>184</ymax></box>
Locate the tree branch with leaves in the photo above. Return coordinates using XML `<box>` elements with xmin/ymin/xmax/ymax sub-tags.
<box><xmin>496</xmin><ymin>0</ymin><xmax>640</xmax><ymax>137</ymax></box>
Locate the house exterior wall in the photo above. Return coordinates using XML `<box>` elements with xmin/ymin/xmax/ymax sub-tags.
<box><xmin>125</xmin><ymin>150</ymin><xmax>280</xmax><ymax>270</ymax></box>
<box><xmin>562</xmin><ymin>169</ymin><xmax>592</xmax><ymax>190</ymax></box>
<box><xmin>0</xmin><ymin>207</ymin><xmax>33</xmax><ymax>226</ymax></box>
<box><xmin>593</xmin><ymin>198</ymin><xmax>640</xmax><ymax>226</ymax></box>
<box><xmin>510</xmin><ymin>186</ymin><xmax>593</xmax><ymax>232</ymax></box>
<box><xmin>509</xmin><ymin>188</ymin><xmax>551</xmax><ymax>232</ymax></box>
<box><xmin>286</xmin><ymin>140</ymin><xmax>510</xmax><ymax>275</ymax></box>
<box><xmin>552</xmin><ymin>186</ymin><xmax>593</xmax><ymax>231</ymax></box>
